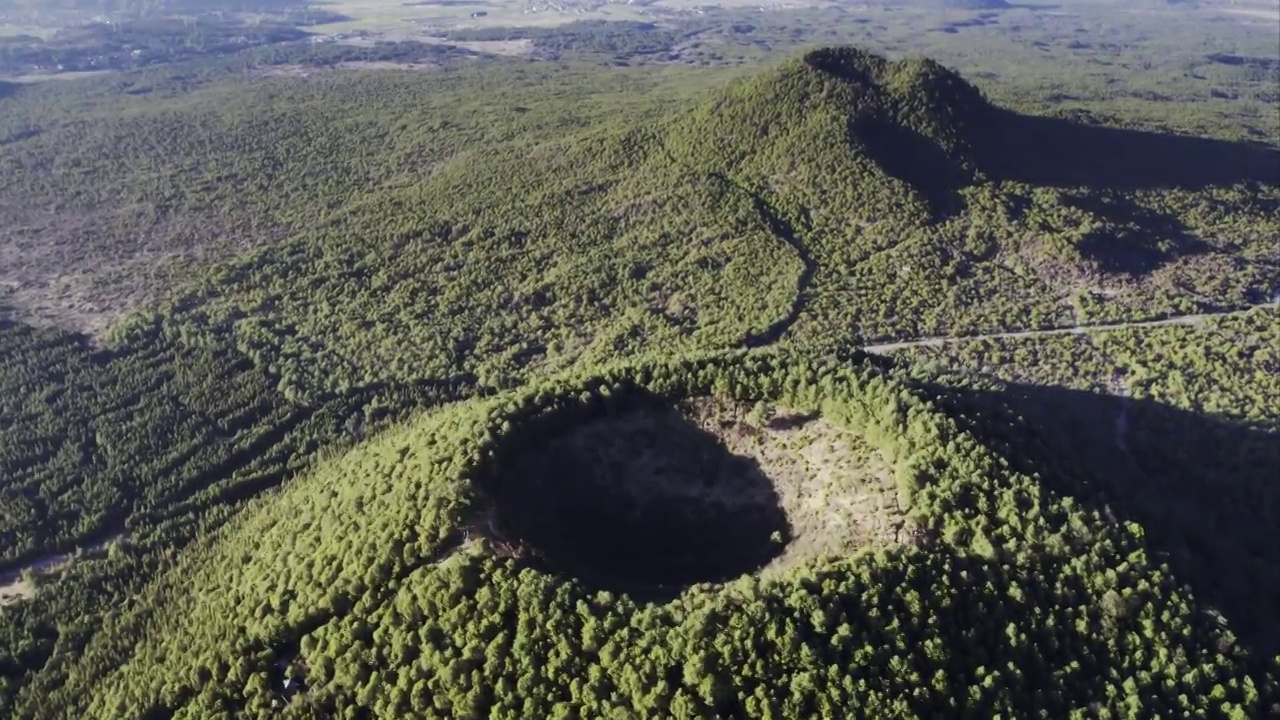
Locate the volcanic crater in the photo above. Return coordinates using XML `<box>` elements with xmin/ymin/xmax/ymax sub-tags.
<box><xmin>485</xmin><ymin>392</ymin><xmax>912</xmax><ymax>599</ymax></box>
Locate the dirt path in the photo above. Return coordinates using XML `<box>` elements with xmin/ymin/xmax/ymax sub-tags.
<box><xmin>861</xmin><ymin>302</ymin><xmax>1279</xmax><ymax>354</ymax></box>
<box><xmin>0</xmin><ymin>533</ymin><xmax>124</xmax><ymax>606</ymax></box>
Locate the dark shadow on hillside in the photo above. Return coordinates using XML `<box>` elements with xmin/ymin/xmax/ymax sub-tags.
<box><xmin>798</xmin><ymin>47</ymin><xmax>1278</xmax><ymax>192</ymax></box>
<box><xmin>793</xmin><ymin>548</ymin><xmax>1120</xmax><ymax>719</ymax></box>
<box><xmin>922</xmin><ymin>380</ymin><xmax>1280</xmax><ymax>660</ymax></box>
<box><xmin>1208</xmin><ymin>53</ymin><xmax>1280</xmax><ymax>72</ymax></box>
<box><xmin>0</xmin><ymin>81</ymin><xmax>17</xmax><ymax>101</ymax></box>
<box><xmin>482</xmin><ymin>390</ymin><xmax>791</xmax><ymax>601</ymax></box>
<box><xmin>855</xmin><ymin>116</ymin><xmax>971</xmax><ymax>220</ymax></box>
<box><xmin>980</xmin><ymin>108</ymin><xmax>1280</xmax><ymax>190</ymax></box>
<box><xmin>801</xmin><ymin>48</ymin><xmax>978</xmax><ymax>219</ymax></box>
<box><xmin>0</xmin><ymin>127</ymin><xmax>40</xmax><ymax>145</ymax></box>
<box><xmin>1064</xmin><ymin>193</ymin><xmax>1210</xmax><ymax>274</ymax></box>
<box><xmin>737</xmin><ymin>182</ymin><xmax>816</xmax><ymax>347</ymax></box>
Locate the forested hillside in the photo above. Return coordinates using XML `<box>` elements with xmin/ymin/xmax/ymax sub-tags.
<box><xmin>1</xmin><ymin>36</ymin><xmax>1278</xmax><ymax>719</ymax></box>
<box><xmin>14</xmin><ymin>354</ymin><xmax>1280</xmax><ymax>718</ymax></box>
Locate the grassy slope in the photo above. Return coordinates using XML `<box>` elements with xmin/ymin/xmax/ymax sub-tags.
<box><xmin>43</xmin><ymin>47</ymin><xmax>1277</xmax><ymax>393</ymax></box>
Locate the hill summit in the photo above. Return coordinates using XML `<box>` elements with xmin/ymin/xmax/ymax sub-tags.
<box><xmin>665</xmin><ymin>46</ymin><xmax>997</xmax><ymax>221</ymax></box>
<box><xmin>670</xmin><ymin>44</ymin><xmax>1277</xmax><ymax>212</ymax></box>
<box><xmin>799</xmin><ymin>46</ymin><xmax>994</xmax><ymax>196</ymax></box>
<box><xmin>799</xmin><ymin>45</ymin><xmax>993</xmax><ymax>153</ymax></box>
<box><xmin>662</xmin><ymin>45</ymin><xmax>1277</xmax><ymax>292</ymax></box>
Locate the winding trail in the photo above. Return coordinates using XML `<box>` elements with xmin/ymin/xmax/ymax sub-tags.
<box><xmin>667</xmin><ymin>135</ymin><xmax>1276</xmax><ymax>355</ymax></box>
<box><xmin>656</xmin><ymin>145</ymin><xmax>819</xmax><ymax>348</ymax></box>
<box><xmin>738</xmin><ymin>188</ymin><xmax>817</xmax><ymax>348</ymax></box>
<box><xmin>860</xmin><ymin>302</ymin><xmax>1278</xmax><ymax>354</ymax></box>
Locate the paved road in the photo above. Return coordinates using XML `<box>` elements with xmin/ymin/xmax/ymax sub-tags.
<box><xmin>863</xmin><ymin>302</ymin><xmax>1279</xmax><ymax>354</ymax></box>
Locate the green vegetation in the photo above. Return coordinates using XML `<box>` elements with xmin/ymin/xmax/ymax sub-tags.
<box><xmin>0</xmin><ymin>316</ymin><xmax>472</xmax><ymax>565</ymax></box>
<box><xmin>1</xmin><ymin>1</ymin><xmax>1278</xmax><ymax>714</ymax></box>
<box><xmin>0</xmin><ymin>17</ymin><xmax>311</xmax><ymax>74</ymax></box>
<box><xmin>445</xmin><ymin>21</ymin><xmax>681</xmax><ymax>62</ymax></box>
<box><xmin>894</xmin><ymin>306</ymin><xmax>1280</xmax><ymax>656</ymax></box>
<box><xmin>1</xmin><ymin>0</ymin><xmax>307</xmax><ymax>24</ymax></box>
<box><xmin>13</xmin><ymin>354</ymin><xmax>1278</xmax><ymax>718</ymax></box>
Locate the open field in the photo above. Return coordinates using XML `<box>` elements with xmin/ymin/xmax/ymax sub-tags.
<box><xmin>1</xmin><ymin>69</ymin><xmax>113</xmax><ymax>82</ymax></box>
<box><xmin>309</xmin><ymin>0</ymin><xmax>653</xmax><ymax>35</ymax></box>
<box><xmin>0</xmin><ymin>24</ymin><xmax>57</xmax><ymax>39</ymax></box>
<box><xmin>1202</xmin><ymin>0</ymin><xmax>1280</xmax><ymax>22</ymax></box>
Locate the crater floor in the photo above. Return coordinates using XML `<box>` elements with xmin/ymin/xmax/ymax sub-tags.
<box><xmin>490</xmin><ymin>394</ymin><xmax>912</xmax><ymax>599</ymax></box>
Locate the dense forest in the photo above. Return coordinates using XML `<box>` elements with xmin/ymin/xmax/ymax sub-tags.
<box><xmin>1</xmin><ymin>2</ymin><xmax>1278</xmax><ymax>715</ymax></box>
<box><xmin>0</xmin><ymin>18</ymin><xmax>312</xmax><ymax>74</ymax></box>
<box><xmin>7</xmin><ymin>353</ymin><xmax>1279</xmax><ymax>718</ymax></box>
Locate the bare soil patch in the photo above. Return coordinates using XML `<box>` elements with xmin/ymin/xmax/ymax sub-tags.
<box><xmin>0</xmin><ymin>576</ymin><xmax>35</xmax><ymax>606</ymax></box>
<box><xmin>489</xmin><ymin>394</ymin><xmax>910</xmax><ymax>599</ymax></box>
<box><xmin>252</xmin><ymin>60</ymin><xmax>453</xmax><ymax>78</ymax></box>
<box><xmin>0</xmin><ymin>203</ymin><xmax>285</xmax><ymax>337</ymax></box>
<box><xmin>683</xmin><ymin>398</ymin><xmax>912</xmax><ymax>574</ymax></box>
<box><xmin>431</xmin><ymin>39</ymin><xmax>534</xmax><ymax>57</ymax></box>
<box><xmin>1220</xmin><ymin>7</ymin><xmax>1280</xmax><ymax>22</ymax></box>
<box><xmin>0</xmin><ymin>533</ymin><xmax>123</xmax><ymax>607</ymax></box>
